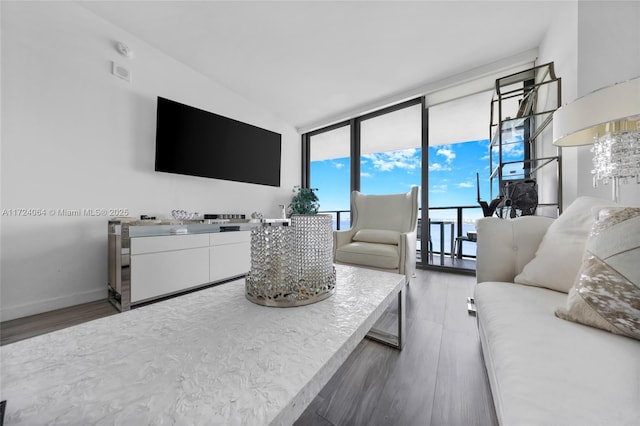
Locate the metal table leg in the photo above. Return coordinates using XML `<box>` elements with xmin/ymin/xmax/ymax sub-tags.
<box><xmin>366</xmin><ymin>283</ymin><xmax>406</xmax><ymax>350</ymax></box>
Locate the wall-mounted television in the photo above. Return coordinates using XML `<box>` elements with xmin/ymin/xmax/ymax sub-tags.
<box><xmin>155</xmin><ymin>97</ymin><xmax>281</xmax><ymax>187</ymax></box>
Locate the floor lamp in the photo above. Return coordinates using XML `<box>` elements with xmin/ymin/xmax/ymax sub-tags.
<box><xmin>552</xmin><ymin>76</ymin><xmax>640</xmax><ymax>202</ymax></box>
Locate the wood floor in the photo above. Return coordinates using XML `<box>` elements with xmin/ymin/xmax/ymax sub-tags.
<box><xmin>0</xmin><ymin>299</ymin><xmax>119</xmax><ymax>346</ymax></box>
<box><xmin>295</xmin><ymin>269</ymin><xmax>497</xmax><ymax>426</ymax></box>
<box><xmin>419</xmin><ymin>252</ymin><xmax>477</xmax><ymax>272</ymax></box>
<box><xmin>0</xmin><ymin>270</ymin><xmax>497</xmax><ymax>426</ymax></box>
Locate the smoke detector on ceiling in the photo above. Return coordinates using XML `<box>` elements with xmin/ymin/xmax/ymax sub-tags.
<box><xmin>115</xmin><ymin>42</ymin><xmax>134</xmax><ymax>59</ymax></box>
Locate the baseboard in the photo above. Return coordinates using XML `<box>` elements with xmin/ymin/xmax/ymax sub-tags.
<box><xmin>0</xmin><ymin>288</ymin><xmax>107</xmax><ymax>322</ymax></box>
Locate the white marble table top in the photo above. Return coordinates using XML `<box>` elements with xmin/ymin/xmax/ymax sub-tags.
<box><xmin>0</xmin><ymin>265</ymin><xmax>405</xmax><ymax>425</ymax></box>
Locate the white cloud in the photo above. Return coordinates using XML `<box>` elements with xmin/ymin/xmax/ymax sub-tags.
<box><xmin>436</xmin><ymin>146</ymin><xmax>456</xmax><ymax>163</ymax></box>
<box><xmin>333</xmin><ymin>162</ymin><xmax>345</xmax><ymax>169</ymax></box>
<box><xmin>429</xmin><ymin>163</ymin><xmax>452</xmax><ymax>172</ymax></box>
<box><xmin>361</xmin><ymin>172</ymin><xmax>373</xmax><ymax>178</ymax></box>
<box><xmin>505</xmin><ymin>145</ymin><xmax>524</xmax><ymax>158</ymax></box>
<box><xmin>492</xmin><ymin>141</ymin><xmax>525</xmax><ymax>159</ymax></box>
<box><xmin>457</xmin><ymin>182</ymin><xmax>474</xmax><ymax>188</ymax></box>
<box><xmin>431</xmin><ymin>184</ymin><xmax>448</xmax><ymax>193</ymax></box>
<box><xmin>362</xmin><ymin>148</ymin><xmax>420</xmax><ymax>173</ymax></box>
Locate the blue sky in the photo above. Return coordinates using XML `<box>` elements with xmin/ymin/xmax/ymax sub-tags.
<box><xmin>310</xmin><ymin>138</ymin><xmax>525</xmax><ymax>221</ymax></box>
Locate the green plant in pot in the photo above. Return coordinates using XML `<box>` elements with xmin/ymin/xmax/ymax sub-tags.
<box><xmin>288</xmin><ymin>186</ymin><xmax>320</xmax><ymax>216</ymax></box>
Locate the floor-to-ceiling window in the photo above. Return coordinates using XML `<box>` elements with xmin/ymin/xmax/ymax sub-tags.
<box><xmin>426</xmin><ymin>90</ymin><xmax>492</xmax><ymax>269</ymax></box>
<box><xmin>303</xmin><ymin>99</ymin><xmax>423</xmax><ymax>233</ymax></box>
<box><xmin>303</xmin><ymin>91</ymin><xmax>493</xmax><ymax>271</ymax></box>
<box><xmin>305</xmin><ymin>122</ymin><xmax>352</xmax><ymax>230</ymax></box>
<box><xmin>359</xmin><ymin>101</ymin><xmax>425</xmax><ymax>262</ymax></box>
<box><xmin>359</xmin><ymin>102</ymin><xmax>423</xmax><ymax>195</ymax></box>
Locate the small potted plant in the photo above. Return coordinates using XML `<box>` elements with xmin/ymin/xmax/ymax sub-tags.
<box><xmin>288</xmin><ymin>186</ymin><xmax>320</xmax><ymax>216</ymax></box>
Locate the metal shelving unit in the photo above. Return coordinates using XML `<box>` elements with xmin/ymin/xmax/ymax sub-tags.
<box><xmin>489</xmin><ymin>62</ymin><xmax>563</xmax><ymax>216</ymax></box>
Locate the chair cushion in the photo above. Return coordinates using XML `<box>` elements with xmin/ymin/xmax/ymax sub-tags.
<box><xmin>335</xmin><ymin>242</ymin><xmax>399</xmax><ymax>270</ymax></box>
<box><xmin>352</xmin><ymin>229</ymin><xmax>400</xmax><ymax>245</ymax></box>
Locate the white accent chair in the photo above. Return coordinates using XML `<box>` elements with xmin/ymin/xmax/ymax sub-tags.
<box><xmin>333</xmin><ymin>187</ymin><xmax>419</xmax><ymax>284</ymax></box>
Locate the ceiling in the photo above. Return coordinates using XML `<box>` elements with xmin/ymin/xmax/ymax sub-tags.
<box><xmin>79</xmin><ymin>1</ymin><xmax>559</xmax><ymax>132</ymax></box>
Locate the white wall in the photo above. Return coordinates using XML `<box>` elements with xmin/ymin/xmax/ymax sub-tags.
<box><xmin>0</xmin><ymin>2</ymin><xmax>300</xmax><ymax>320</ymax></box>
<box><xmin>575</xmin><ymin>1</ymin><xmax>640</xmax><ymax>206</ymax></box>
<box><xmin>537</xmin><ymin>1</ymin><xmax>578</xmax><ymax>210</ymax></box>
<box><xmin>540</xmin><ymin>1</ymin><xmax>640</xmax><ymax>208</ymax></box>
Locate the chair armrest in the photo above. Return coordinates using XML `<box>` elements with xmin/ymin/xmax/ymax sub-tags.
<box><xmin>476</xmin><ymin>216</ymin><xmax>554</xmax><ymax>284</ymax></box>
<box><xmin>399</xmin><ymin>231</ymin><xmax>417</xmax><ymax>282</ymax></box>
<box><xmin>333</xmin><ymin>229</ymin><xmax>356</xmax><ymax>259</ymax></box>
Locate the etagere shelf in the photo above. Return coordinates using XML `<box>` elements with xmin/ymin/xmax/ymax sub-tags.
<box><xmin>489</xmin><ymin>62</ymin><xmax>563</xmax><ymax>216</ymax></box>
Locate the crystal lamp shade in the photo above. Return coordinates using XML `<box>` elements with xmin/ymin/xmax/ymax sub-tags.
<box><xmin>591</xmin><ymin>127</ymin><xmax>640</xmax><ymax>197</ymax></box>
<box><xmin>553</xmin><ymin>76</ymin><xmax>640</xmax><ymax>202</ymax></box>
<box><xmin>553</xmin><ymin>76</ymin><xmax>640</xmax><ymax>147</ymax></box>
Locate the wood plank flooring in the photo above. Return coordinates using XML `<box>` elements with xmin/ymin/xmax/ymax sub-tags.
<box><xmin>0</xmin><ymin>270</ymin><xmax>497</xmax><ymax>426</ymax></box>
<box><xmin>296</xmin><ymin>269</ymin><xmax>498</xmax><ymax>426</ymax></box>
<box><xmin>419</xmin><ymin>253</ymin><xmax>476</xmax><ymax>271</ymax></box>
<box><xmin>0</xmin><ymin>299</ymin><xmax>118</xmax><ymax>346</ymax></box>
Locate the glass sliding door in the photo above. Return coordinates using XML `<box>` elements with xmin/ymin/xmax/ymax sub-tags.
<box><xmin>308</xmin><ymin>124</ymin><xmax>351</xmax><ymax>230</ymax></box>
<box><xmin>359</xmin><ymin>100</ymin><xmax>423</xmax><ymax>260</ymax></box>
<box><xmin>360</xmin><ymin>102</ymin><xmax>423</xmax><ymax>194</ymax></box>
<box><xmin>426</xmin><ymin>90</ymin><xmax>492</xmax><ymax>269</ymax></box>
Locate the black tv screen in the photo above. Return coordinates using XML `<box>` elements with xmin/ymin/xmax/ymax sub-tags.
<box><xmin>155</xmin><ymin>97</ymin><xmax>281</xmax><ymax>187</ymax></box>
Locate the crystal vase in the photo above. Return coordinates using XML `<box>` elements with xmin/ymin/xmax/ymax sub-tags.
<box><xmin>245</xmin><ymin>214</ymin><xmax>336</xmax><ymax>307</ymax></box>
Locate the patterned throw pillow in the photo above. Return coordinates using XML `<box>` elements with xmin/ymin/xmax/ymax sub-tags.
<box><xmin>555</xmin><ymin>207</ymin><xmax>640</xmax><ymax>341</ymax></box>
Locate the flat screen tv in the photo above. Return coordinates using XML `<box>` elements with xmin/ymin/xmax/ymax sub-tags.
<box><xmin>155</xmin><ymin>96</ymin><xmax>281</xmax><ymax>187</ymax></box>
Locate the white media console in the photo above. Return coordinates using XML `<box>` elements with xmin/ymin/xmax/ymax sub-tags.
<box><xmin>108</xmin><ymin>219</ymin><xmax>256</xmax><ymax>311</ymax></box>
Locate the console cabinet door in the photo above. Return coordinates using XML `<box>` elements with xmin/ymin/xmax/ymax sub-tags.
<box><xmin>131</xmin><ymin>248</ymin><xmax>210</xmax><ymax>303</ymax></box>
<box><xmin>209</xmin><ymin>231</ymin><xmax>251</xmax><ymax>282</ymax></box>
<box><xmin>130</xmin><ymin>234</ymin><xmax>210</xmax><ymax>303</ymax></box>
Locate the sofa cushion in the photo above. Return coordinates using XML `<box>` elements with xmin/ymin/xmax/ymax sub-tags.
<box><xmin>514</xmin><ymin>196</ymin><xmax>617</xmax><ymax>293</ymax></box>
<box><xmin>334</xmin><ymin>242</ymin><xmax>399</xmax><ymax>270</ymax></box>
<box><xmin>475</xmin><ymin>216</ymin><xmax>554</xmax><ymax>284</ymax></box>
<box><xmin>556</xmin><ymin>207</ymin><xmax>640</xmax><ymax>340</ymax></box>
<box><xmin>352</xmin><ymin>229</ymin><xmax>400</xmax><ymax>245</ymax></box>
<box><xmin>475</xmin><ymin>281</ymin><xmax>640</xmax><ymax>426</ymax></box>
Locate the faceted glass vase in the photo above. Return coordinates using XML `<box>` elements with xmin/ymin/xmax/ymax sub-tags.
<box><xmin>245</xmin><ymin>214</ymin><xmax>336</xmax><ymax>307</ymax></box>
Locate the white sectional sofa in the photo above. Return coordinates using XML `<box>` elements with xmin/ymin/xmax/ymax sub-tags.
<box><xmin>474</xmin><ymin>197</ymin><xmax>640</xmax><ymax>426</ymax></box>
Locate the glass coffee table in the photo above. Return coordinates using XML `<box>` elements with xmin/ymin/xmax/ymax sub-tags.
<box><xmin>1</xmin><ymin>264</ymin><xmax>406</xmax><ymax>425</ymax></box>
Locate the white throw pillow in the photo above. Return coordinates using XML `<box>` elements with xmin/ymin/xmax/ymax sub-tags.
<box><xmin>352</xmin><ymin>229</ymin><xmax>401</xmax><ymax>245</ymax></box>
<box><xmin>514</xmin><ymin>196</ymin><xmax>617</xmax><ymax>293</ymax></box>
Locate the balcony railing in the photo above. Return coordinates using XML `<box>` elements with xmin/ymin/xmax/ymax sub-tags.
<box><xmin>318</xmin><ymin>209</ymin><xmax>351</xmax><ymax>231</ymax></box>
<box><xmin>423</xmin><ymin>206</ymin><xmax>480</xmax><ymax>265</ymax></box>
<box><xmin>319</xmin><ymin>205</ymin><xmax>482</xmax><ymax>264</ymax></box>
